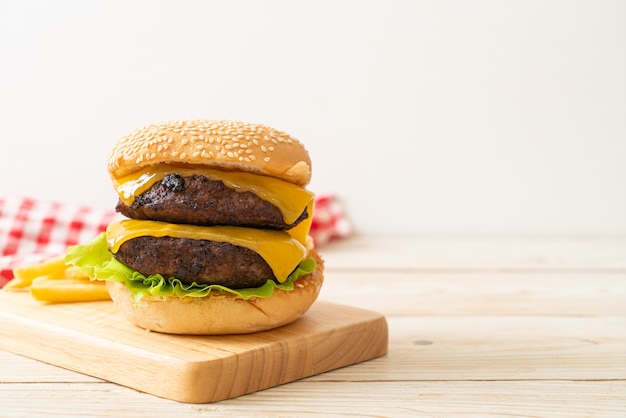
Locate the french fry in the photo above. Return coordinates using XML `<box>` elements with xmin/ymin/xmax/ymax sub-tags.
<box><xmin>4</xmin><ymin>256</ymin><xmax>66</xmax><ymax>290</ymax></box>
<box><xmin>6</xmin><ymin>254</ymin><xmax>110</xmax><ymax>303</ymax></box>
<box><xmin>64</xmin><ymin>265</ymin><xmax>90</xmax><ymax>281</ymax></box>
<box><xmin>29</xmin><ymin>276</ymin><xmax>111</xmax><ymax>303</ymax></box>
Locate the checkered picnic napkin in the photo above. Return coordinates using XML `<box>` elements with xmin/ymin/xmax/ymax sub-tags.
<box><xmin>309</xmin><ymin>194</ymin><xmax>352</xmax><ymax>247</ymax></box>
<box><xmin>0</xmin><ymin>195</ymin><xmax>351</xmax><ymax>288</ymax></box>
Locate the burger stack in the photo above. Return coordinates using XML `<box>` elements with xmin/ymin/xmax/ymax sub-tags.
<box><xmin>68</xmin><ymin>119</ymin><xmax>324</xmax><ymax>335</ymax></box>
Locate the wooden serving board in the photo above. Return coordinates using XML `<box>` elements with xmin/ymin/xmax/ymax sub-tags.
<box><xmin>0</xmin><ymin>291</ymin><xmax>387</xmax><ymax>403</ymax></box>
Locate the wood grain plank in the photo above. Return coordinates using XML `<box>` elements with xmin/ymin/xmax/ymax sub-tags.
<box><xmin>0</xmin><ymin>381</ymin><xmax>623</xmax><ymax>417</ymax></box>
<box><xmin>319</xmin><ymin>271</ymin><xmax>626</xmax><ymax>315</ymax></box>
<box><xmin>312</xmin><ymin>315</ymin><xmax>626</xmax><ymax>381</ymax></box>
<box><xmin>322</xmin><ymin>236</ymin><xmax>626</xmax><ymax>271</ymax></box>
<box><xmin>4</xmin><ymin>315</ymin><xmax>624</xmax><ymax>384</ymax></box>
<box><xmin>0</xmin><ymin>350</ymin><xmax>101</xmax><ymax>383</ymax></box>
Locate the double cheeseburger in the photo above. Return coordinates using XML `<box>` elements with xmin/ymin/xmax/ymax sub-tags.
<box><xmin>67</xmin><ymin>119</ymin><xmax>323</xmax><ymax>335</ymax></box>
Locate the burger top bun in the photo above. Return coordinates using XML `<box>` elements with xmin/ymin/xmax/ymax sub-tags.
<box><xmin>106</xmin><ymin>119</ymin><xmax>312</xmax><ymax>187</ymax></box>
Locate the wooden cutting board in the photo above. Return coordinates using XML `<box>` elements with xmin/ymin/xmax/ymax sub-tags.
<box><xmin>0</xmin><ymin>290</ymin><xmax>387</xmax><ymax>403</ymax></box>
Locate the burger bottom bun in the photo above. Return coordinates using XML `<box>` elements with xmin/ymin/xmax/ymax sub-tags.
<box><xmin>106</xmin><ymin>250</ymin><xmax>324</xmax><ymax>335</ymax></box>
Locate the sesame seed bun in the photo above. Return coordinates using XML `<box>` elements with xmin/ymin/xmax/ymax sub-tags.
<box><xmin>106</xmin><ymin>250</ymin><xmax>324</xmax><ymax>335</ymax></box>
<box><xmin>106</xmin><ymin>119</ymin><xmax>312</xmax><ymax>187</ymax></box>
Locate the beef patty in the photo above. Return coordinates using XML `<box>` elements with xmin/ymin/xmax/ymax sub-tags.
<box><xmin>116</xmin><ymin>174</ymin><xmax>308</xmax><ymax>230</ymax></box>
<box><xmin>114</xmin><ymin>236</ymin><xmax>276</xmax><ymax>288</ymax></box>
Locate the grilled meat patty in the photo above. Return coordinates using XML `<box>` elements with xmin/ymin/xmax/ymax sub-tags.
<box><xmin>116</xmin><ymin>174</ymin><xmax>308</xmax><ymax>230</ymax></box>
<box><xmin>114</xmin><ymin>236</ymin><xmax>276</xmax><ymax>288</ymax></box>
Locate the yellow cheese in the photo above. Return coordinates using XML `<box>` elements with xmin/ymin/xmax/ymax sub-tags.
<box><xmin>114</xmin><ymin>165</ymin><xmax>314</xmax><ymax>226</ymax></box>
<box><xmin>106</xmin><ymin>219</ymin><xmax>307</xmax><ymax>283</ymax></box>
<box><xmin>287</xmin><ymin>199</ymin><xmax>314</xmax><ymax>246</ymax></box>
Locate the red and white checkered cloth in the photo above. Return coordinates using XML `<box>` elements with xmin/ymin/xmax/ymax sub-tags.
<box><xmin>310</xmin><ymin>194</ymin><xmax>353</xmax><ymax>247</ymax></box>
<box><xmin>0</xmin><ymin>195</ymin><xmax>351</xmax><ymax>288</ymax></box>
<box><xmin>0</xmin><ymin>197</ymin><xmax>122</xmax><ymax>287</ymax></box>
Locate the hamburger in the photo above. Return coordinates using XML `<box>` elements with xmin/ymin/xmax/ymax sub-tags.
<box><xmin>66</xmin><ymin>119</ymin><xmax>324</xmax><ymax>335</ymax></box>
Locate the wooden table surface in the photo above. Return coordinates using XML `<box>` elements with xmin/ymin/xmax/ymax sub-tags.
<box><xmin>1</xmin><ymin>236</ymin><xmax>625</xmax><ymax>417</ymax></box>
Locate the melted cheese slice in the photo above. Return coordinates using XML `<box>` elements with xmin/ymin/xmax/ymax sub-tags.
<box><xmin>114</xmin><ymin>165</ymin><xmax>315</xmax><ymax>226</ymax></box>
<box><xmin>106</xmin><ymin>219</ymin><xmax>307</xmax><ymax>283</ymax></box>
<box><xmin>288</xmin><ymin>199</ymin><xmax>314</xmax><ymax>247</ymax></box>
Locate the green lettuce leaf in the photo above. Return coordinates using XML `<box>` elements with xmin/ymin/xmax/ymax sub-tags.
<box><xmin>65</xmin><ymin>233</ymin><xmax>316</xmax><ymax>302</ymax></box>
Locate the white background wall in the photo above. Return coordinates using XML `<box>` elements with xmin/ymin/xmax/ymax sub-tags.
<box><xmin>1</xmin><ymin>0</ymin><xmax>624</xmax><ymax>237</ymax></box>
